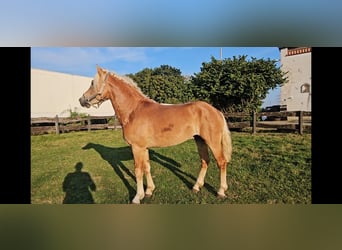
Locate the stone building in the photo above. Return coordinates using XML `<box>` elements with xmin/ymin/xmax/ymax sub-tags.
<box><xmin>279</xmin><ymin>47</ymin><xmax>311</xmax><ymax>111</ymax></box>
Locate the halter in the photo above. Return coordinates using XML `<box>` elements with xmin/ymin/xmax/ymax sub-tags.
<box><xmin>84</xmin><ymin>72</ymin><xmax>110</xmax><ymax>108</ymax></box>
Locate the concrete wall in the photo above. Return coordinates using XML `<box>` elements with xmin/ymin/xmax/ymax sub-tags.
<box><xmin>31</xmin><ymin>68</ymin><xmax>115</xmax><ymax>117</ymax></box>
<box><xmin>280</xmin><ymin>48</ymin><xmax>312</xmax><ymax>111</ymax></box>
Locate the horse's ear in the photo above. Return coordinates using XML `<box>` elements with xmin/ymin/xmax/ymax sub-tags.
<box><xmin>96</xmin><ymin>64</ymin><xmax>103</xmax><ymax>75</ymax></box>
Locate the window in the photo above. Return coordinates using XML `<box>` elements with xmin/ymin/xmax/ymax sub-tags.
<box><xmin>301</xmin><ymin>83</ymin><xmax>310</xmax><ymax>93</ymax></box>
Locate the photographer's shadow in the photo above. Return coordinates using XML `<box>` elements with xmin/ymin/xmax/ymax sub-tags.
<box><xmin>62</xmin><ymin>162</ymin><xmax>96</xmax><ymax>204</ymax></box>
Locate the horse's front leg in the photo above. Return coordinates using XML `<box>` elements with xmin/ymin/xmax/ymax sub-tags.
<box><xmin>131</xmin><ymin>146</ymin><xmax>145</xmax><ymax>204</ymax></box>
<box><xmin>144</xmin><ymin>150</ymin><xmax>155</xmax><ymax>197</ymax></box>
<box><xmin>131</xmin><ymin>146</ymin><xmax>155</xmax><ymax>204</ymax></box>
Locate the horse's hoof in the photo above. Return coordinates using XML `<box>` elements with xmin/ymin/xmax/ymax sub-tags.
<box><xmin>131</xmin><ymin>197</ymin><xmax>141</xmax><ymax>204</ymax></box>
<box><xmin>192</xmin><ymin>188</ymin><xmax>200</xmax><ymax>193</ymax></box>
<box><xmin>145</xmin><ymin>193</ymin><xmax>152</xmax><ymax>198</ymax></box>
<box><xmin>217</xmin><ymin>193</ymin><xmax>227</xmax><ymax>199</ymax></box>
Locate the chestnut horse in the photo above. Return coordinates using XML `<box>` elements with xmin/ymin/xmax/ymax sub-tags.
<box><xmin>79</xmin><ymin>65</ymin><xmax>232</xmax><ymax>204</ymax></box>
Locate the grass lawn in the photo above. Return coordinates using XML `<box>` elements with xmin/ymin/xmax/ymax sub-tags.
<box><xmin>31</xmin><ymin>129</ymin><xmax>311</xmax><ymax>204</ymax></box>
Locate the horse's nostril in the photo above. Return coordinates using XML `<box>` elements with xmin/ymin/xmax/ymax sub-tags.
<box><xmin>79</xmin><ymin>97</ymin><xmax>86</xmax><ymax>106</ymax></box>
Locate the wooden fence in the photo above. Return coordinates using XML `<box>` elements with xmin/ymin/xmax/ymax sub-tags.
<box><xmin>31</xmin><ymin>115</ymin><xmax>121</xmax><ymax>135</ymax></box>
<box><xmin>31</xmin><ymin>111</ymin><xmax>311</xmax><ymax>136</ymax></box>
<box><xmin>225</xmin><ymin>110</ymin><xmax>311</xmax><ymax>134</ymax></box>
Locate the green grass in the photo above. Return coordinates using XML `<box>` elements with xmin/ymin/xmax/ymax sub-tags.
<box><xmin>31</xmin><ymin>130</ymin><xmax>311</xmax><ymax>204</ymax></box>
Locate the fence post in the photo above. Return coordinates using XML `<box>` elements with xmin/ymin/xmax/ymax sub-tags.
<box><xmin>55</xmin><ymin>115</ymin><xmax>60</xmax><ymax>135</ymax></box>
<box><xmin>251</xmin><ymin>111</ymin><xmax>257</xmax><ymax>134</ymax></box>
<box><xmin>298</xmin><ymin>111</ymin><xmax>303</xmax><ymax>135</ymax></box>
<box><xmin>87</xmin><ymin>115</ymin><xmax>91</xmax><ymax>131</ymax></box>
<box><xmin>113</xmin><ymin>116</ymin><xmax>116</xmax><ymax>130</ymax></box>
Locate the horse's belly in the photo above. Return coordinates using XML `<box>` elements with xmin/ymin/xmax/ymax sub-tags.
<box><xmin>124</xmin><ymin>120</ymin><xmax>197</xmax><ymax>148</ymax></box>
<box><xmin>150</xmin><ymin>122</ymin><xmax>196</xmax><ymax>147</ymax></box>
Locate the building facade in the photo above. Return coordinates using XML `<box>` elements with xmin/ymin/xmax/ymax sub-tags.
<box><xmin>31</xmin><ymin>68</ymin><xmax>115</xmax><ymax>118</ymax></box>
<box><xmin>279</xmin><ymin>47</ymin><xmax>311</xmax><ymax>111</ymax></box>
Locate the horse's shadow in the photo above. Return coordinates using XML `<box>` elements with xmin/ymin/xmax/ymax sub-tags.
<box><xmin>82</xmin><ymin>143</ymin><xmax>217</xmax><ymax>202</ymax></box>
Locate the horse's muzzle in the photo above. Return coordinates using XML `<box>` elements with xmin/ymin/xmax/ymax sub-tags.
<box><xmin>79</xmin><ymin>96</ymin><xmax>91</xmax><ymax>108</ymax></box>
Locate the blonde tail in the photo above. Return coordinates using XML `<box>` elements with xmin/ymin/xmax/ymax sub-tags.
<box><xmin>221</xmin><ymin>113</ymin><xmax>232</xmax><ymax>162</ymax></box>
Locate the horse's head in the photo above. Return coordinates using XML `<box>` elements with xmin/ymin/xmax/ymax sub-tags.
<box><xmin>79</xmin><ymin>65</ymin><xmax>110</xmax><ymax>108</ymax></box>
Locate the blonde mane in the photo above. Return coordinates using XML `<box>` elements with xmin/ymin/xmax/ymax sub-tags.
<box><xmin>103</xmin><ymin>69</ymin><xmax>149</xmax><ymax>98</ymax></box>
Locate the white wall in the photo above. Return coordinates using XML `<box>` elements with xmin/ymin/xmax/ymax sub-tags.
<box><xmin>31</xmin><ymin>68</ymin><xmax>115</xmax><ymax>117</ymax></box>
<box><xmin>280</xmin><ymin>48</ymin><xmax>312</xmax><ymax>111</ymax></box>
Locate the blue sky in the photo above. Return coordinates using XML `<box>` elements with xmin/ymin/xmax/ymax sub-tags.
<box><xmin>31</xmin><ymin>47</ymin><xmax>281</xmax><ymax>107</ymax></box>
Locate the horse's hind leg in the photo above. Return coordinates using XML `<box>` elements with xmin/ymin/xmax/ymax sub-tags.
<box><xmin>193</xmin><ymin>136</ymin><xmax>210</xmax><ymax>193</ymax></box>
<box><xmin>209</xmin><ymin>145</ymin><xmax>228</xmax><ymax>198</ymax></box>
<box><xmin>217</xmin><ymin>162</ymin><xmax>228</xmax><ymax>198</ymax></box>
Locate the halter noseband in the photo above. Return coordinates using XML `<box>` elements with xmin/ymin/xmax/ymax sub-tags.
<box><xmin>84</xmin><ymin>72</ymin><xmax>110</xmax><ymax>108</ymax></box>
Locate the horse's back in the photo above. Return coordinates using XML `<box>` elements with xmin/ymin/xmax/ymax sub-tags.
<box><xmin>139</xmin><ymin>100</ymin><xmax>223</xmax><ymax>124</ymax></box>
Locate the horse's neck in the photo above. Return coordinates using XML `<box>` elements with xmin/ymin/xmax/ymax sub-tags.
<box><xmin>107</xmin><ymin>78</ymin><xmax>150</xmax><ymax>126</ymax></box>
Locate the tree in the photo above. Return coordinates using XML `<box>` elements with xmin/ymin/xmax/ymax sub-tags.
<box><xmin>191</xmin><ymin>56</ymin><xmax>287</xmax><ymax>113</ymax></box>
<box><xmin>128</xmin><ymin>65</ymin><xmax>194</xmax><ymax>104</ymax></box>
